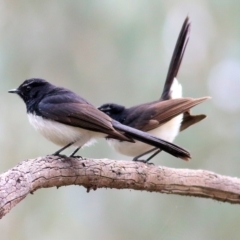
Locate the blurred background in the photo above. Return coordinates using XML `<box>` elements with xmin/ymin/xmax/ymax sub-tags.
<box><xmin>1</xmin><ymin>1</ymin><xmax>240</xmax><ymax>239</ymax></box>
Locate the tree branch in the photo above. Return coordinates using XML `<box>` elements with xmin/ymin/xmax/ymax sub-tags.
<box><xmin>1</xmin><ymin>156</ymin><xmax>240</xmax><ymax>219</ymax></box>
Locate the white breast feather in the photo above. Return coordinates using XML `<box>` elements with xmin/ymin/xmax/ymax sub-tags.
<box><xmin>28</xmin><ymin>114</ymin><xmax>106</xmax><ymax>148</ymax></box>
<box><xmin>170</xmin><ymin>78</ymin><xmax>182</xmax><ymax>98</ymax></box>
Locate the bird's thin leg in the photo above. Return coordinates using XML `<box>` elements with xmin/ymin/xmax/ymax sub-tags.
<box><xmin>133</xmin><ymin>148</ymin><xmax>160</xmax><ymax>162</ymax></box>
<box><xmin>133</xmin><ymin>147</ymin><xmax>157</xmax><ymax>161</ymax></box>
<box><xmin>53</xmin><ymin>142</ymin><xmax>74</xmax><ymax>156</ymax></box>
<box><xmin>144</xmin><ymin>149</ymin><xmax>162</xmax><ymax>163</ymax></box>
<box><xmin>69</xmin><ymin>147</ymin><xmax>82</xmax><ymax>158</ymax></box>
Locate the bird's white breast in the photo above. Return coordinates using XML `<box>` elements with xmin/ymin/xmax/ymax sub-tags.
<box><xmin>108</xmin><ymin>113</ymin><xmax>183</xmax><ymax>156</ymax></box>
<box><xmin>28</xmin><ymin>114</ymin><xmax>106</xmax><ymax>148</ymax></box>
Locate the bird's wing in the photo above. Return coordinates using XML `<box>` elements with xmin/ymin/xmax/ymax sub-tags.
<box><xmin>38</xmin><ymin>96</ymin><xmax>132</xmax><ymax>142</ymax></box>
<box><xmin>124</xmin><ymin>97</ymin><xmax>210</xmax><ymax>132</ymax></box>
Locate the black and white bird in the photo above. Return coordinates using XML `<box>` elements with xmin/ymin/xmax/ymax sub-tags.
<box><xmin>8</xmin><ymin>78</ymin><xmax>192</xmax><ymax>161</ymax></box>
<box><xmin>98</xmin><ymin>16</ymin><xmax>210</xmax><ymax>162</ymax></box>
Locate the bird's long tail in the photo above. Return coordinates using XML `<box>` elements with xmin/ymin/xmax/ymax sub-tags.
<box><xmin>112</xmin><ymin>120</ymin><xmax>191</xmax><ymax>161</ymax></box>
<box><xmin>160</xmin><ymin>16</ymin><xmax>190</xmax><ymax>100</ymax></box>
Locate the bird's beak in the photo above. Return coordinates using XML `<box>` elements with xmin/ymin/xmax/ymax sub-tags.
<box><xmin>8</xmin><ymin>89</ymin><xmax>19</xmax><ymax>94</ymax></box>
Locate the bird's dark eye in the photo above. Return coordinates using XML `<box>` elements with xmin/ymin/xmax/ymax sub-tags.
<box><xmin>26</xmin><ymin>86</ymin><xmax>31</xmax><ymax>91</ymax></box>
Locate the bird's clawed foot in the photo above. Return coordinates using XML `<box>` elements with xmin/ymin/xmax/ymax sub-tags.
<box><xmin>52</xmin><ymin>152</ymin><xmax>68</xmax><ymax>158</ymax></box>
<box><xmin>69</xmin><ymin>154</ymin><xmax>83</xmax><ymax>159</ymax></box>
<box><xmin>132</xmin><ymin>158</ymin><xmax>155</xmax><ymax>165</ymax></box>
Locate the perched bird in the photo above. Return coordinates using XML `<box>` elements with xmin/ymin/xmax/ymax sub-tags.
<box><xmin>8</xmin><ymin>78</ymin><xmax>192</xmax><ymax>161</ymax></box>
<box><xmin>99</xmin><ymin>16</ymin><xmax>209</xmax><ymax>162</ymax></box>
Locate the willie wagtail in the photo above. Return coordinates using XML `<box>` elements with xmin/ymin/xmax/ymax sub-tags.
<box><xmin>98</xmin><ymin>16</ymin><xmax>210</xmax><ymax>162</ymax></box>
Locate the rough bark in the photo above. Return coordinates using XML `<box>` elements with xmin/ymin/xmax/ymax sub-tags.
<box><xmin>1</xmin><ymin>155</ymin><xmax>240</xmax><ymax>219</ymax></box>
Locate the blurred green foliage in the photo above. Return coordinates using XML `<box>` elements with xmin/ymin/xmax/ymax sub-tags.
<box><xmin>1</xmin><ymin>1</ymin><xmax>240</xmax><ymax>239</ymax></box>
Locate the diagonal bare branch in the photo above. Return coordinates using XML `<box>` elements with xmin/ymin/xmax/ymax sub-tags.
<box><xmin>1</xmin><ymin>156</ymin><xmax>240</xmax><ymax>219</ymax></box>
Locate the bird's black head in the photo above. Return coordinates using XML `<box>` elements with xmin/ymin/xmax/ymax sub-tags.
<box><xmin>8</xmin><ymin>78</ymin><xmax>53</xmax><ymax>104</ymax></box>
<box><xmin>98</xmin><ymin>103</ymin><xmax>126</xmax><ymax>123</ymax></box>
